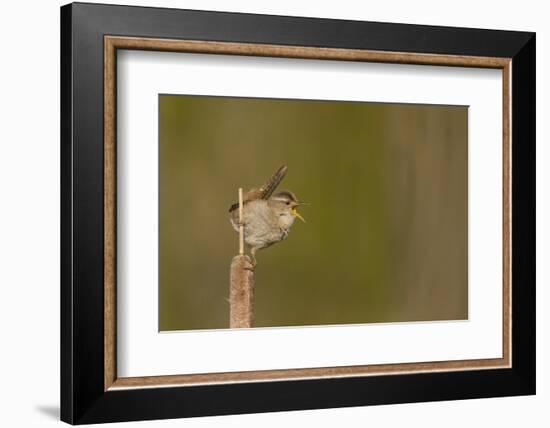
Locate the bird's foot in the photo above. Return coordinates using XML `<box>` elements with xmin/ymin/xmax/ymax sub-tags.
<box><xmin>243</xmin><ymin>261</ymin><xmax>256</xmax><ymax>271</ymax></box>
<box><xmin>243</xmin><ymin>254</ymin><xmax>257</xmax><ymax>271</ymax></box>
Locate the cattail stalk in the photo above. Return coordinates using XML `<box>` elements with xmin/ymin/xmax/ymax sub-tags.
<box><xmin>238</xmin><ymin>188</ymin><xmax>244</xmax><ymax>255</ymax></box>
<box><xmin>230</xmin><ymin>188</ymin><xmax>255</xmax><ymax>328</ymax></box>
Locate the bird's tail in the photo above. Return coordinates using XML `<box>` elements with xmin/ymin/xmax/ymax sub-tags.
<box><xmin>258</xmin><ymin>165</ymin><xmax>288</xmax><ymax>200</ymax></box>
<box><xmin>228</xmin><ymin>165</ymin><xmax>288</xmax><ymax>212</ymax></box>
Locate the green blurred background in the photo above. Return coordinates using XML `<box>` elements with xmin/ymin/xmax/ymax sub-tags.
<box><xmin>159</xmin><ymin>94</ymin><xmax>468</xmax><ymax>331</ymax></box>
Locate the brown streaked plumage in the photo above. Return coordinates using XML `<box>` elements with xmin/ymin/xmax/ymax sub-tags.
<box><xmin>229</xmin><ymin>165</ymin><xmax>305</xmax><ymax>267</ymax></box>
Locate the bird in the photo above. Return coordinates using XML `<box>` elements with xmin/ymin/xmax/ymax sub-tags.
<box><xmin>229</xmin><ymin>165</ymin><xmax>305</xmax><ymax>267</ymax></box>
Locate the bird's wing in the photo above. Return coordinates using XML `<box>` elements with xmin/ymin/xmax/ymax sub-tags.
<box><xmin>229</xmin><ymin>165</ymin><xmax>288</xmax><ymax>212</ymax></box>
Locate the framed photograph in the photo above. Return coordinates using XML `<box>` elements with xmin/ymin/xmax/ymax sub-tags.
<box><xmin>60</xmin><ymin>2</ymin><xmax>535</xmax><ymax>424</ymax></box>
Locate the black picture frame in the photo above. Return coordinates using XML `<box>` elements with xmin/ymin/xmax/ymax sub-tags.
<box><xmin>61</xmin><ymin>2</ymin><xmax>535</xmax><ymax>424</ymax></box>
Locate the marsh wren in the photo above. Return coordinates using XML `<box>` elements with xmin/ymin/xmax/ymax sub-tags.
<box><xmin>229</xmin><ymin>165</ymin><xmax>305</xmax><ymax>267</ymax></box>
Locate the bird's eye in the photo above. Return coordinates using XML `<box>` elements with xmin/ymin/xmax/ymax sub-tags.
<box><xmin>285</xmin><ymin>201</ymin><xmax>290</xmax><ymax>205</ymax></box>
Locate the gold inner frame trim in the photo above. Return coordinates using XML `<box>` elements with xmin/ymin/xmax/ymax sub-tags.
<box><xmin>104</xmin><ymin>35</ymin><xmax>512</xmax><ymax>391</ymax></box>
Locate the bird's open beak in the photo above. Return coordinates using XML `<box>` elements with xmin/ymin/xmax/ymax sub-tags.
<box><xmin>292</xmin><ymin>207</ymin><xmax>306</xmax><ymax>223</ymax></box>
